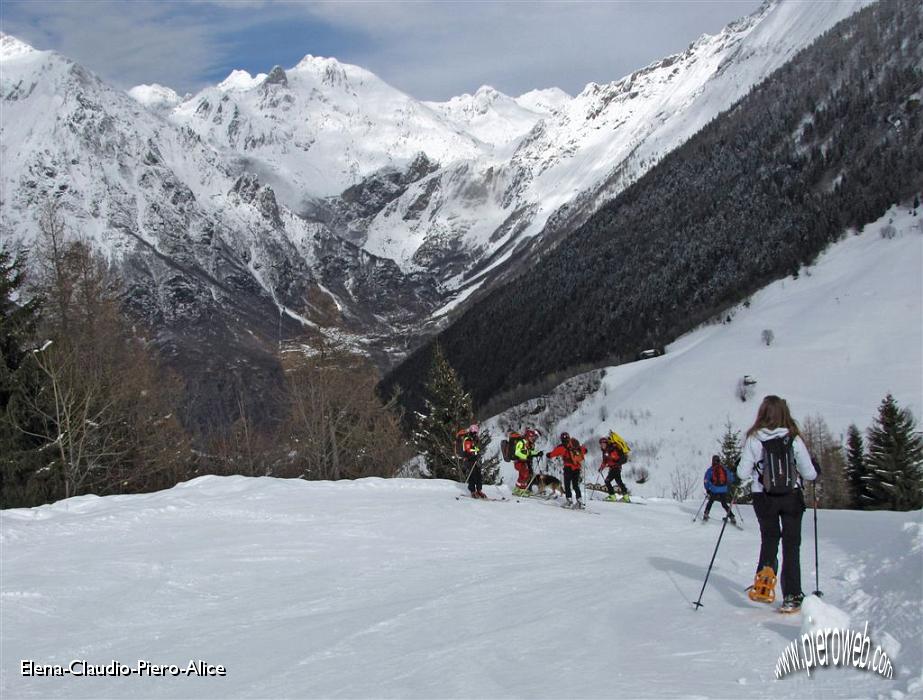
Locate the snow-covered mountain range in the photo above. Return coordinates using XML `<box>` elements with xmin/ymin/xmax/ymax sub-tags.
<box><xmin>0</xmin><ymin>0</ymin><xmax>873</xmax><ymax>374</ymax></box>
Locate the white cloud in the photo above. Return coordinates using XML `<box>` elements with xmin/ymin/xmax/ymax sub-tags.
<box><xmin>0</xmin><ymin>0</ymin><xmax>763</xmax><ymax>99</ymax></box>
<box><xmin>294</xmin><ymin>1</ymin><xmax>763</xmax><ymax>98</ymax></box>
<box><xmin>1</xmin><ymin>1</ymin><xmax>229</xmax><ymax>92</ymax></box>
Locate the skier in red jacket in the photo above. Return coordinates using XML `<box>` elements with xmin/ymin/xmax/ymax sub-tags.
<box><xmin>461</xmin><ymin>424</ymin><xmax>485</xmax><ymax>498</ymax></box>
<box><xmin>547</xmin><ymin>432</ymin><xmax>587</xmax><ymax>508</ymax></box>
<box><xmin>598</xmin><ymin>436</ymin><xmax>630</xmax><ymax>502</ymax></box>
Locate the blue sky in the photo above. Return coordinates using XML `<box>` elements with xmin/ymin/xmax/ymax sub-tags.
<box><xmin>1</xmin><ymin>0</ymin><xmax>763</xmax><ymax>100</ymax></box>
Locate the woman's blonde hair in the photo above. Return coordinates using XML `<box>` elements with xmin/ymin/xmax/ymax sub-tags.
<box><xmin>746</xmin><ymin>395</ymin><xmax>801</xmax><ymax>438</ymax></box>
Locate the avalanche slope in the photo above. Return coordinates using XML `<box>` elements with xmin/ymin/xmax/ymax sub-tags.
<box><xmin>1</xmin><ymin>476</ymin><xmax>920</xmax><ymax>699</ymax></box>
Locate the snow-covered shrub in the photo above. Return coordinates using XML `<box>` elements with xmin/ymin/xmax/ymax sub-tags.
<box><xmin>670</xmin><ymin>467</ymin><xmax>697</xmax><ymax>501</ymax></box>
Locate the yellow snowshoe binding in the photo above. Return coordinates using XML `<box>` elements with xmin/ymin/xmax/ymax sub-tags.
<box><xmin>748</xmin><ymin>566</ymin><xmax>777</xmax><ymax>603</ymax></box>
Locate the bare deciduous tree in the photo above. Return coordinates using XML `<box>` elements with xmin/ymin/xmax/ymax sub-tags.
<box><xmin>280</xmin><ymin>341</ymin><xmax>410</xmax><ymax>481</ymax></box>
<box><xmin>801</xmin><ymin>414</ymin><xmax>851</xmax><ymax>509</ymax></box>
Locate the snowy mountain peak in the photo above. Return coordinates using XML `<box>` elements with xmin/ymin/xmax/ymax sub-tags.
<box><xmin>217</xmin><ymin>69</ymin><xmax>267</xmax><ymax>92</ymax></box>
<box><xmin>127</xmin><ymin>83</ymin><xmax>182</xmax><ymax>110</ymax></box>
<box><xmin>515</xmin><ymin>87</ymin><xmax>571</xmax><ymax>114</ymax></box>
<box><xmin>291</xmin><ymin>54</ymin><xmax>359</xmax><ymax>89</ymax></box>
<box><xmin>0</xmin><ymin>33</ymin><xmax>37</xmax><ymax>61</ymax></box>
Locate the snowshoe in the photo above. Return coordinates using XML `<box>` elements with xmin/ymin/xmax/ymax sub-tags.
<box><xmin>748</xmin><ymin>566</ymin><xmax>777</xmax><ymax>604</ymax></box>
<box><xmin>512</xmin><ymin>487</ymin><xmax>531</xmax><ymax>497</ymax></box>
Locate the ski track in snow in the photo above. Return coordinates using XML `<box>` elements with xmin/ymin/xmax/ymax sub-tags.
<box><xmin>2</xmin><ymin>475</ymin><xmax>920</xmax><ymax>699</ymax></box>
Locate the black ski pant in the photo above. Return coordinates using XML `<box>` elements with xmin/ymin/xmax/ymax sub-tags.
<box><xmin>563</xmin><ymin>468</ymin><xmax>581</xmax><ymax>501</ymax></box>
<box><xmin>704</xmin><ymin>492</ymin><xmax>732</xmax><ymax>517</ymax></box>
<box><xmin>466</xmin><ymin>459</ymin><xmax>482</xmax><ymax>494</ymax></box>
<box><xmin>605</xmin><ymin>467</ymin><xmax>627</xmax><ymax>495</ymax></box>
<box><xmin>752</xmin><ymin>491</ymin><xmax>806</xmax><ymax>598</ymax></box>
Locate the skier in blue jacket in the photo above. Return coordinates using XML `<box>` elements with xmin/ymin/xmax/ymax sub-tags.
<box><xmin>703</xmin><ymin>455</ymin><xmax>736</xmax><ymax>523</ymax></box>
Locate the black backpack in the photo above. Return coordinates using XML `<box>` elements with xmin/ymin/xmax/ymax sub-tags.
<box><xmin>500</xmin><ymin>433</ymin><xmax>523</xmax><ymax>462</ymax></box>
<box><xmin>759</xmin><ymin>435</ymin><xmax>798</xmax><ymax>494</ymax></box>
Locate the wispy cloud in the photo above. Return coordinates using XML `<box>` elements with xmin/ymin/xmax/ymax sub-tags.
<box><xmin>1</xmin><ymin>0</ymin><xmax>762</xmax><ymax>99</ymax></box>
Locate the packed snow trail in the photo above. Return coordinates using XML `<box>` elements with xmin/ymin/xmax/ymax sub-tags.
<box><xmin>2</xmin><ymin>476</ymin><xmax>919</xmax><ymax>699</ymax></box>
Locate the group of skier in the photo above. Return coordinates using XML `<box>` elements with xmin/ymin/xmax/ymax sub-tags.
<box><xmin>457</xmin><ymin>425</ymin><xmax>631</xmax><ymax>509</ymax></box>
<box><xmin>456</xmin><ymin>393</ymin><xmax>818</xmax><ymax>613</ymax></box>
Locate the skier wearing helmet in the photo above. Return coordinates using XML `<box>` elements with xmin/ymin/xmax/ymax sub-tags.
<box><xmin>547</xmin><ymin>432</ymin><xmax>588</xmax><ymax>508</ymax></box>
<box><xmin>512</xmin><ymin>427</ymin><xmax>543</xmax><ymax>496</ymax></box>
<box><xmin>599</xmin><ymin>436</ymin><xmax>630</xmax><ymax>502</ymax></box>
<box><xmin>463</xmin><ymin>423</ymin><xmax>486</xmax><ymax>498</ymax></box>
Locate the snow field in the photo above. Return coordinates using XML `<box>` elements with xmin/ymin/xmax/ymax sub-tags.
<box><xmin>2</xmin><ymin>475</ymin><xmax>919</xmax><ymax>699</ymax></box>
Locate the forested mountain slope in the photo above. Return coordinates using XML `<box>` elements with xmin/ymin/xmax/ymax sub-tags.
<box><xmin>383</xmin><ymin>0</ymin><xmax>923</xmax><ymax>412</ymax></box>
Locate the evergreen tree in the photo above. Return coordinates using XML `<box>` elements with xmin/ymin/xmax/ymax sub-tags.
<box><xmin>0</xmin><ymin>247</ymin><xmax>48</xmax><ymax>508</ymax></box>
<box><xmin>0</xmin><ymin>247</ymin><xmax>42</xmax><ymax>408</ymax></box>
<box><xmin>861</xmin><ymin>394</ymin><xmax>923</xmax><ymax>511</ymax></box>
<box><xmin>717</xmin><ymin>419</ymin><xmax>748</xmax><ymax>503</ymax></box>
<box><xmin>845</xmin><ymin>424</ymin><xmax>866</xmax><ymax>508</ymax></box>
<box><xmin>412</xmin><ymin>344</ymin><xmax>476</xmax><ymax>480</ymax></box>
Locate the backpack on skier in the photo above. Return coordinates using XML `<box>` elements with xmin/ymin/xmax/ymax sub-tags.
<box><xmin>710</xmin><ymin>463</ymin><xmax>728</xmax><ymax>486</ymax></box>
<box><xmin>500</xmin><ymin>431</ymin><xmax>523</xmax><ymax>463</ymax></box>
<box><xmin>454</xmin><ymin>429</ymin><xmax>468</xmax><ymax>459</ymax></box>
<box><xmin>566</xmin><ymin>437</ymin><xmax>586</xmax><ymax>466</ymax></box>
<box><xmin>758</xmin><ymin>435</ymin><xmax>798</xmax><ymax>495</ymax></box>
<box><xmin>608</xmin><ymin>430</ymin><xmax>630</xmax><ymax>464</ymax></box>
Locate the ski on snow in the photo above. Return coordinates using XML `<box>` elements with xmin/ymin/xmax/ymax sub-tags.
<box><xmin>455</xmin><ymin>495</ymin><xmax>509</xmax><ymax>502</ymax></box>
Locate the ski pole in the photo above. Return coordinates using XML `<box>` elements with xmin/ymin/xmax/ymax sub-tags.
<box><xmin>693</xmin><ymin>514</ymin><xmax>730</xmax><ymax>610</ymax></box>
<box><xmin>692</xmin><ymin>495</ymin><xmax>708</xmax><ymax>522</ymax></box>
<box><xmin>590</xmin><ymin>468</ymin><xmax>603</xmax><ymax>501</ymax></box>
<box><xmin>812</xmin><ymin>482</ymin><xmax>822</xmax><ymax>597</ymax></box>
<box><xmin>462</xmin><ymin>454</ymin><xmax>479</xmax><ymax>488</ymax></box>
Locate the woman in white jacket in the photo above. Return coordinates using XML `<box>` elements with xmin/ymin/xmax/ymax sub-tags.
<box><xmin>738</xmin><ymin>395</ymin><xmax>817</xmax><ymax>613</ymax></box>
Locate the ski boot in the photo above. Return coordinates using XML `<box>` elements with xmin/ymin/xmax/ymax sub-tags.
<box><xmin>470</xmin><ymin>491</ymin><xmax>479</xmax><ymax>499</ymax></box>
<box><xmin>702</xmin><ymin>514</ymin><xmax>710</xmax><ymax>522</ymax></box>
<box><xmin>779</xmin><ymin>593</ymin><xmax>804</xmax><ymax>614</ymax></box>
<box><xmin>476</xmin><ymin>490</ymin><xmax>487</xmax><ymax>499</ymax></box>
<box><xmin>512</xmin><ymin>487</ymin><xmax>530</xmax><ymax>497</ymax></box>
<box><xmin>605</xmin><ymin>493</ymin><xmax>620</xmax><ymax>502</ymax></box>
<box><xmin>562</xmin><ymin>498</ymin><xmax>572</xmax><ymax>509</ymax></box>
<box><xmin>574</xmin><ymin>499</ymin><xmax>584</xmax><ymax>510</ymax></box>
<box><xmin>748</xmin><ymin>566</ymin><xmax>777</xmax><ymax>604</ymax></box>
